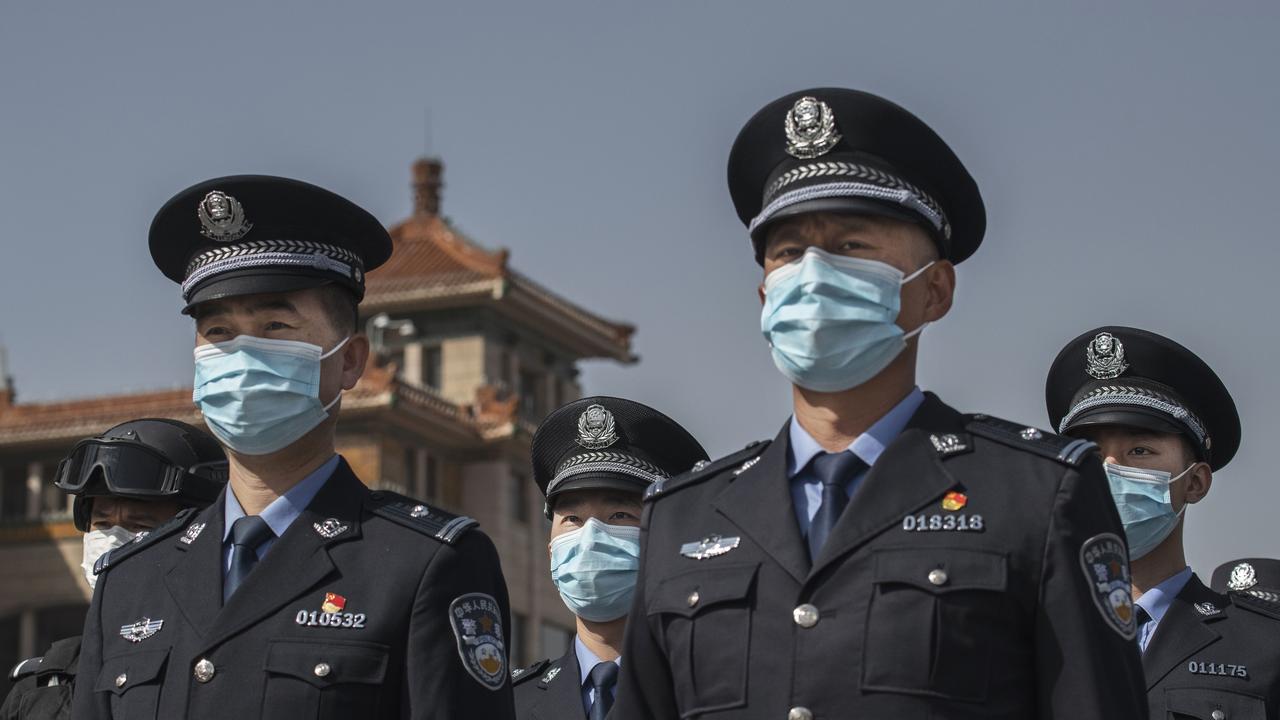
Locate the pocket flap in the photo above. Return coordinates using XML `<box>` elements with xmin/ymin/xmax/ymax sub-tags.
<box><xmin>264</xmin><ymin>639</ymin><xmax>389</xmax><ymax>688</ymax></box>
<box><xmin>873</xmin><ymin>548</ymin><xmax>1007</xmax><ymax>593</ymax></box>
<box><xmin>649</xmin><ymin>563</ymin><xmax>758</xmax><ymax>618</ymax></box>
<box><xmin>95</xmin><ymin>649</ymin><xmax>169</xmax><ymax>695</ymax></box>
<box><xmin>1164</xmin><ymin>687</ymin><xmax>1267</xmax><ymax>720</ymax></box>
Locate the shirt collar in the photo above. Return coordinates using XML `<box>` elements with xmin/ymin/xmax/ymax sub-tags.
<box><xmin>787</xmin><ymin>387</ymin><xmax>925</xmax><ymax>477</ymax></box>
<box><xmin>223</xmin><ymin>455</ymin><xmax>340</xmax><ymax>541</ymax></box>
<box><xmin>1135</xmin><ymin>566</ymin><xmax>1194</xmax><ymax>624</ymax></box>
<box><xmin>573</xmin><ymin>635</ymin><xmax>621</xmax><ymax>688</ymax></box>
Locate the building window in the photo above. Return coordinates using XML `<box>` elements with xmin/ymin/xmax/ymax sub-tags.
<box><xmin>509</xmin><ymin>473</ymin><xmax>530</xmax><ymax>524</ymax></box>
<box><xmin>423</xmin><ymin>345</ymin><xmax>443</xmax><ymax>390</ymax></box>
<box><xmin>510</xmin><ymin>612</ymin><xmax>526</xmax><ymax>667</ymax></box>
<box><xmin>519</xmin><ymin>369</ymin><xmax>542</xmax><ymax>421</ymax></box>
<box><xmin>0</xmin><ymin>465</ymin><xmax>26</xmax><ymax>522</ymax></box>
<box><xmin>539</xmin><ymin>622</ymin><xmax>572</xmax><ymax>661</ymax></box>
<box><xmin>407</xmin><ymin>449</ymin><xmax>441</xmax><ymax>503</ymax></box>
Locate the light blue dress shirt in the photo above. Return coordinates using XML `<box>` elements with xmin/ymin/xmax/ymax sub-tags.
<box><xmin>574</xmin><ymin>635</ymin><xmax>620</xmax><ymax>716</ymax></box>
<box><xmin>1134</xmin><ymin>565</ymin><xmax>1193</xmax><ymax>653</ymax></box>
<box><xmin>222</xmin><ymin>454</ymin><xmax>339</xmax><ymax>576</ymax></box>
<box><xmin>787</xmin><ymin>387</ymin><xmax>925</xmax><ymax>536</ymax></box>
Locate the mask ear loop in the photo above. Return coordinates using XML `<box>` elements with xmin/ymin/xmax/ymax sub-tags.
<box><xmin>899</xmin><ymin>261</ymin><xmax>936</xmax><ymax>341</ymax></box>
<box><xmin>318</xmin><ymin>336</ymin><xmax>353</xmax><ymax>411</ymax></box>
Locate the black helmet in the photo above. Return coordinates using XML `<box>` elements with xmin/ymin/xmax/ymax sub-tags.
<box><xmin>55</xmin><ymin>418</ymin><xmax>227</xmax><ymax>531</ymax></box>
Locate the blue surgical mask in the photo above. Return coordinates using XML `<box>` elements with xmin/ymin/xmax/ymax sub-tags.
<box><xmin>549</xmin><ymin>517</ymin><xmax>641</xmax><ymax>622</ymax></box>
<box><xmin>761</xmin><ymin>247</ymin><xmax>932</xmax><ymax>393</ymax></box>
<box><xmin>193</xmin><ymin>335</ymin><xmax>348</xmax><ymax>456</ymax></box>
<box><xmin>1105</xmin><ymin>462</ymin><xmax>1194</xmax><ymax>561</ymax></box>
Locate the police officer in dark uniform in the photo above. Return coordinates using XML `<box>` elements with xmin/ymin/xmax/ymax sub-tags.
<box><xmin>612</xmin><ymin>89</ymin><xmax>1148</xmax><ymax>720</ymax></box>
<box><xmin>2</xmin><ymin>418</ymin><xmax>226</xmax><ymax>720</ymax></box>
<box><xmin>71</xmin><ymin>176</ymin><xmax>516</xmax><ymax>719</ymax></box>
<box><xmin>511</xmin><ymin>397</ymin><xmax>707</xmax><ymax>720</ymax></box>
<box><xmin>1213</xmin><ymin>559</ymin><xmax>1280</xmax><ymax>603</ymax></box>
<box><xmin>1047</xmin><ymin>326</ymin><xmax>1280</xmax><ymax>719</ymax></box>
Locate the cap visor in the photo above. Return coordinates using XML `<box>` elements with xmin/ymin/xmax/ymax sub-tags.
<box><xmin>546</xmin><ymin>474</ymin><xmax>650</xmax><ymax>504</ymax></box>
<box><xmin>750</xmin><ymin>197</ymin><xmax>940</xmax><ymax>255</ymax></box>
<box><xmin>182</xmin><ymin>271</ymin><xmax>338</xmax><ymax>314</ymax></box>
<box><xmin>1062</xmin><ymin>407</ymin><xmax>1189</xmax><ymax>439</ymax></box>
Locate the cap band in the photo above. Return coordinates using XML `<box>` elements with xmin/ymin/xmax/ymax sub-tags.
<box><xmin>547</xmin><ymin>451</ymin><xmax>670</xmax><ymax>496</ymax></box>
<box><xmin>752</xmin><ymin>161</ymin><xmax>950</xmax><ymax>239</ymax></box>
<box><xmin>181</xmin><ymin>239</ymin><xmax>364</xmax><ymax>299</ymax></box>
<box><xmin>1059</xmin><ymin>384</ymin><xmax>1209</xmax><ymax>446</ymax></box>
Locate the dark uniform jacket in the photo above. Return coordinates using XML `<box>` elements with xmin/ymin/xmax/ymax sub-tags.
<box><xmin>512</xmin><ymin>646</ymin><xmax>587</xmax><ymax>720</ymax></box>
<box><xmin>1</xmin><ymin>636</ymin><xmax>80</xmax><ymax>720</ymax></box>
<box><xmin>1144</xmin><ymin>574</ymin><xmax>1280</xmax><ymax>719</ymax></box>
<box><xmin>614</xmin><ymin>393</ymin><xmax>1148</xmax><ymax>720</ymax></box>
<box><xmin>70</xmin><ymin>458</ymin><xmax>517</xmax><ymax>720</ymax></box>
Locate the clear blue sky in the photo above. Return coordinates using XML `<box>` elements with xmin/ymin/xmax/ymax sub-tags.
<box><xmin>2</xmin><ymin>1</ymin><xmax>1277</xmax><ymax>570</ymax></box>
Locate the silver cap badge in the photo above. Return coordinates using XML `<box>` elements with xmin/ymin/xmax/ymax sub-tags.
<box><xmin>120</xmin><ymin>618</ymin><xmax>164</xmax><ymax>643</ymax></box>
<box><xmin>1228</xmin><ymin>562</ymin><xmax>1258</xmax><ymax>591</ymax></box>
<box><xmin>1085</xmin><ymin>332</ymin><xmax>1129</xmax><ymax>380</ymax></box>
<box><xmin>576</xmin><ymin>404</ymin><xmax>619</xmax><ymax>449</ymax></box>
<box><xmin>785</xmin><ymin>96</ymin><xmax>841</xmax><ymax>159</ymax></box>
<box><xmin>197</xmin><ymin>190</ymin><xmax>252</xmax><ymax>242</ymax></box>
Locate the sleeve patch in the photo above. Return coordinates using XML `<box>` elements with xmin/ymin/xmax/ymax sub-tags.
<box><xmin>1079</xmin><ymin>533</ymin><xmax>1137</xmax><ymax>639</ymax></box>
<box><xmin>448</xmin><ymin>593</ymin><xmax>507</xmax><ymax>691</ymax></box>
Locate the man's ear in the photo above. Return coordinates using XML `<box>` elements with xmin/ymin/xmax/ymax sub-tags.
<box><xmin>923</xmin><ymin>260</ymin><xmax>956</xmax><ymax>324</ymax></box>
<box><xmin>758</xmin><ymin>282</ymin><xmax>767</xmax><ymax>305</ymax></box>
<box><xmin>340</xmin><ymin>334</ymin><xmax>370</xmax><ymax>390</ymax></box>
<box><xmin>1183</xmin><ymin>463</ymin><xmax>1213</xmax><ymax>505</ymax></box>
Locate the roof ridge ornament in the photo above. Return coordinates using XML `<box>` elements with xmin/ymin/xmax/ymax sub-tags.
<box><xmin>1085</xmin><ymin>332</ymin><xmax>1129</xmax><ymax>380</ymax></box>
<box><xmin>784</xmin><ymin>96</ymin><xmax>841</xmax><ymax>159</ymax></box>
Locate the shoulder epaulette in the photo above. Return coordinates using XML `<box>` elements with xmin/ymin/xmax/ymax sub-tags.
<box><xmin>9</xmin><ymin>656</ymin><xmax>43</xmax><ymax>681</ymax></box>
<box><xmin>94</xmin><ymin>507</ymin><xmax>198</xmax><ymax>576</ymax></box>
<box><xmin>511</xmin><ymin>658</ymin><xmax>550</xmax><ymax>686</ymax></box>
<box><xmin>645</xmin><ymin>440</ymin><xmax>770</xmax><ymax>502</ymax></box>
<box><xmin>368</xmin><ymin>491</ymin><xmax>478</xmax><ymax>544</ymax></box>
<box><xmin>1231</xmin><ymin>590</ymin><xmax>1280</xmax><ymax>621</ymax></box>
<box><xmin>965</xmin><ymin>414</ymin><xmax>1097</xmax><ymax>466</ymax></box>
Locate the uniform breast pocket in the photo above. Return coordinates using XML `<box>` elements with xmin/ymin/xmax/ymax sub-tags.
<box><xmin>647</xmin><ymin>562</ymin><xmax>758</xmax><ymax>715</ymax></box>
<box><xmin>262</xmin><ymin>638</ymin><xmax>389</xmax><ymax>719</ymax></box>
<box><xmin>95</xmin><ymin>648</ymin><xmax>170</xmax><ymax>720</ymax></box>
<box><xmin>1164</xmin><ymin>687</ymin><xmax>1267</xmax><ymax>720</ymax></box>
<box><xmin>862</xmin><ymin>547</ymin><xmax>1008</xmax><ymax>703</ymax></box>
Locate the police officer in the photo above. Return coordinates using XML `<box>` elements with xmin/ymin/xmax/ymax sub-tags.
<box><xmin>1047</xmin><ymin>326</ymin><xmax>1280</xmax><ymax>718</ymax></box>
<box><xmin>1213</xmin><ymin>559</ymin><xmax>1280</xmax><ymax>603</ymax></box>
<box><xmin>71</xmin><ymin>176</ymin><xmax>516</xmax><ymax>719</ymax></box>
<box><xmin>612</xmin><ymin>89</ymin><xmax>1147</xmax><ymax>720</ymax></box>
<box><xmin>2</xmin><ymin>418</ymin><xmax>226</xmax><ymax>720</ymax></box>
<box><xmin>511</xmin><ymin>397</ymin><xmax>707</xmax><ymax>720</ymax></box>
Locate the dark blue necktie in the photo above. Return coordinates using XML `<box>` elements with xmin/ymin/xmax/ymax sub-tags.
<box><xmin>225</xmin><ymin>515</ymin><xmax>274</xmax><ymax>601</ymax></box>
<box><xmin>807</xmin><ymin>451</ymin><xmax>866</xmax><ymax>559</ymax></box>
<box><xmin>588</xmin><ymin>661</ymin><xmax>618</xmax><ymax>720</ymax></box>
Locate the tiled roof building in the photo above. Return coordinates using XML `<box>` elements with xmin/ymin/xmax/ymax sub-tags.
<box><xmin>0</xmin><ymin>158</ymin><xmax>634</xmax><ymax>679</ymax></box>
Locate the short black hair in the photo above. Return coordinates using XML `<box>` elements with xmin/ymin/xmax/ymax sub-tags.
<box><xmin>318</xmin><ymin>284</ymin><xmax>358</xmax><ymax>336</ymax></box>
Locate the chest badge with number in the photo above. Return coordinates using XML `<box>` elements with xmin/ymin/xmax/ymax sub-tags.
<box><xmin>680</xmin><ymin>535</ymin><xmax>741</xmax><ymax>560</ymax></box>
<box><xmin>295</xmin><ymin>592</ymin><xmax>366</xmax><ymax>629</ymax></box>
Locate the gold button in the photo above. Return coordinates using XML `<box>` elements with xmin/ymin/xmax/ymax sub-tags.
<box><xmin>788</xmin><ymin>707</ymin><xmax>814</xmax><ymax>720</ymax></box>
<box><xmin>314</xmin><ymin>662</ymin><xmax>331</xmax><ymax>678</ymax></box>
<box><xmin>193</xmin><ymin>658</ymin><xmax>215</xmax><ymax>683</ymax></box>
<box><xmin>687</xmin><ymin>590</ymin><xmax>700</xmax><ymax>607</ymax></box>
<box><xmin>1212</xmin><ymin>711</ymin><xmax>1226</xmax><ymax>720</ymax></box>
<box><xmin>115</xmin><ymin>673</ymin><xmax>127</xmax><ymax>688</ymax></box>
<box><xmin>792</xmin><ymin>604</ymin><xmax>820</xmax><ymax>628</ymax></box>
<box><xmin>928</xmin><ymin>569</ymin><xmax>948</xmax><ymax>586</ymax></box>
